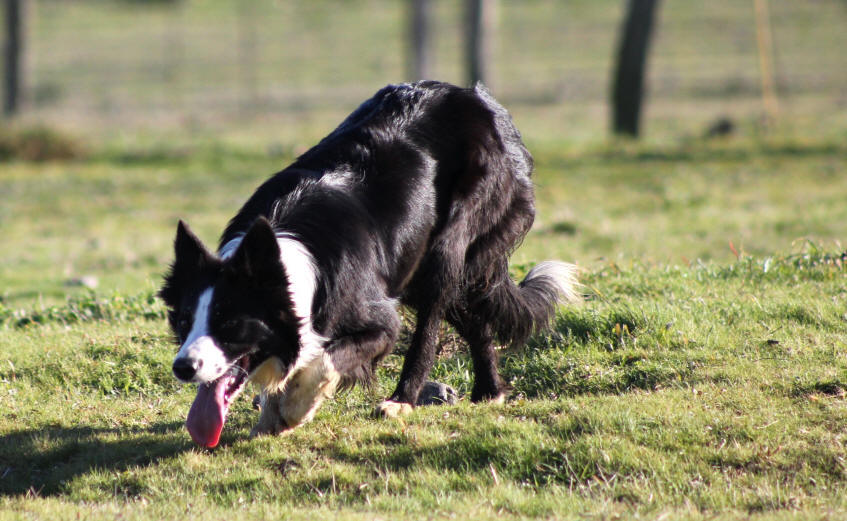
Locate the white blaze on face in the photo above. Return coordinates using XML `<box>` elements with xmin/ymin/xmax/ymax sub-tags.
<box><xmin>174</xmin><ymin>287</ymin><xmax>228</xmax><ymax>383</ymax></box>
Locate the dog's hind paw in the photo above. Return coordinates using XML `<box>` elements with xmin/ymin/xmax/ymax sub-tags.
<box><xmin>375</xmin><ymin>400</ymin><xmax>414</xmax><ymax>419</ymax></box>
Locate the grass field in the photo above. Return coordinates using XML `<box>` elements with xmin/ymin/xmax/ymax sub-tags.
<box><xmin>1</xmin><ymin>128</ymin><xmax>846</xmax><ymax>520</ymax></box>
<box><xmin>2</xmin><ymin>1</ymin><xmax>847</xmax><ymax>518</ymax></box>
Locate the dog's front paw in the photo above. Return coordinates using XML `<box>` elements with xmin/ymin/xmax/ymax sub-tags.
<box><xmin>249</xmin><ymin>394</ymin><xmax>292</xmax><ymax>438</ymax></box>
<box><xmin>375</xmin><ymin>400</ymin><xmax>414</xmax><ymax>419</ymax></box>
<box><xmin>249</xmin><ymin>410</ymin><xmax>292</xmax><ymax>438</ymax></box>
<box><xmin>249</xmin><ymin>421</ymin><xmax>290</xmax><ymax>439</ymax></box>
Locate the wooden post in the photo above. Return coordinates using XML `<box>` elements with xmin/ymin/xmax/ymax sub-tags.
<box><xmin>611</xmin><ymin>0</ymin><xmax>661</xmax><ymax>137</ymax></box>
<box><xmin>753</xmin><ymin>0</ymin><xmax>778</xmax><ymax>120</ymax></box>
<box><xmin>164</xmin><ymin>0</ymin><xmax>185</xmax><ymax>112</ymax></box>
<box><xmin>465</xmin><ymin>0</ymin><xmax>493</xmax><ymax>87</ymax></box>
<box><xmin>4</xmin><ymin>0</ymin><xmax>23</xmax><ymax>117</ymax></box>
<box><xmin>236</xmin><ymin>1</ymin><xmax>259</xmax><ymax>114</ymax></box>
<box><xmin>408</xmin><ymin>0</ymin><xmax>432</xmax><ymax>81</ymax></box>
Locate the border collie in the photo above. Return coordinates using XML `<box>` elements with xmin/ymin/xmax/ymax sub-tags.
<box><xmin>160</xmin><ymin>81</ymin><xmax>578</xmax><ymax>448</ymax></box>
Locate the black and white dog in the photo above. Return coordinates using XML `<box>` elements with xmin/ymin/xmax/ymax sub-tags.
<box><xmin>160</xmin><ymin>81</ymin><xmax>578</xmax><ymax>448</ymax></box>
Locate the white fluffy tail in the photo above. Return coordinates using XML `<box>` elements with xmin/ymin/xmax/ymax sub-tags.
<box><xmin>524</xmin><ymin>261</ymin><xmax>581</xmax><ymax>305</ymax></box>
<box><xmin>485</xmin><ymin>260</ymin><xmax>581</xmax><ymax>345</ymax></box>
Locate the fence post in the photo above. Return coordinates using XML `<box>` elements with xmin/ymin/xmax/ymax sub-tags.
<box><xmin>408</xmin><ymin>0</ymin><xmax>432</xmax><ymax>81</ymax></box>
<box><xmin>753</xmin><ymin>0</ymin><xmax>778</xmax><ymax>121</ymax></box>
<box><xmin>4</xmin><ymin>0</ymin><xmax>23</xmax><ymax>117</ymax></box>
<box><xmin>611</xmin><ymin>0</ymin><xmax>661</xmax><ymax>137</ymax></box>
<box><xmin>465</xmin><ymin>0</ymin><xmax>493</xmax><ymax>87</ymax></box>
<box><xmin>236</xmin><ymin>1</ymin><xmax>258</xmax><ymax>115</ymax></box>
<box><xmin>161</xmin><ymin>0</ymin><xmax>186</xmax><ymax>117</ymax></box>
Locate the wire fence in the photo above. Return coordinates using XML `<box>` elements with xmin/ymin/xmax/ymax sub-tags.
<box><xmin>10</xmin><ymin>0</ymin><xmax>847</xmax><ymax>138</ymax></box>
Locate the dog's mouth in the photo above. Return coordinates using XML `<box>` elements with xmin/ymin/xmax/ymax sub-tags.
<box><xmin>186</xmin><ymin>356</ymin><xmax>250</xmax><ymax>448</ymax></box>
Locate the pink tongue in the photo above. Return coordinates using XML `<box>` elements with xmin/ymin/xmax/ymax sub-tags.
<box><xmin>186</xmin><ymin>376</ymin><xmax>231</xmax><ymax>448</ymax></box>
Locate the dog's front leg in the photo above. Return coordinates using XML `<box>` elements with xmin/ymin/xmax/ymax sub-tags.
<box><xmin>250</xmin><ymin>354</ymin><xmax>341</xmax><ymax>437</ymax></box>
<box><xmin>379</xmin><ymin>304</ymin><xmax>445</xmax><ymax>418</ymax></box>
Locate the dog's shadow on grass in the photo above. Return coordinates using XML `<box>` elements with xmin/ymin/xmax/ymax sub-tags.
<box><xmin>0</xmin><ymin>420</ymin><xmax>192</xmax><ymax>497</ymax></box>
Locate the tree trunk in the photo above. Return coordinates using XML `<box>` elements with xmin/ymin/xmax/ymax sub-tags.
<box><xmin>4</xmin><ymin>0</ymin><xmax>23</xmax><ymax>117</ymax></box>
<box><xmin>611</xmin><ymin>0</ymin><xmax>661</xmax><ymax>137</ymax></box>
<box><xmin>408</xmin><ymin>0</ymin><xmax>432</xmax><ymax>80</ymax></box>
<box><xmin>465</xmin><ymin>0</ymin><xmax>492</xmax><ymax>87</ymax></box>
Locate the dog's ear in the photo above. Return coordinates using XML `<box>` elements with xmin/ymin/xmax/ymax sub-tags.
<box><xmin>230</xmin><ymin>217</ymin><xmax>287</xmax><ymax>286</ymax></box>
<box><xmin>159</xmin><ymin>220</ymin><xmax>215</xmax><ymax>306</ymax></box>
<box><xmin>174</xmin><ymin>220</ymin><xmax>214</xmax><ymax>269</ymax></box>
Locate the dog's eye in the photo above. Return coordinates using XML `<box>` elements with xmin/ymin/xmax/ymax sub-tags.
<box><xmin>220</xmin><ymin>320</ymin><xmax>241</xmax><ymax>332</ymax></box>
<box><xmin>214</xmin><ymin>320</ymin><xmax>246</xmax><ymax>345</ymax></box>
<box><xmin>177</xmin><ymin>317</ymin><xmax>190</xmax><ymax>331</ymax></box>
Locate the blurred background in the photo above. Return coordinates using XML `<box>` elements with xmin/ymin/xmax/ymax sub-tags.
<box><xmin>2</xmin><ymin>0</ymin><xmax>847</xmax><ymax>303</ymax></box>
<box><xmin>3</xmin><ymin>0</ymin><xmax>846</xmax><ymax>145</ymax></box>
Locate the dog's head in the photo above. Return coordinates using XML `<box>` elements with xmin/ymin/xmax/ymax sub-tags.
<box><xmin>159</xmin><ymin>217</ymin><xmax>302</xmax><ymax>448</ymax></box>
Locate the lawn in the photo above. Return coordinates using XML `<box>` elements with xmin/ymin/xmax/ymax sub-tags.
<box><xmin>1</xmin><ymin>127</ymin><xmax>846</xmax><ymax>520</ymax></box>
<box><xmin>3</xmin><ymin>0</ymin><xmax>847</xmax><ymax>516</ymax></box>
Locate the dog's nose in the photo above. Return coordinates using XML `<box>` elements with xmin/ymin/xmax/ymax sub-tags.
<box><xmin>173</xmin><ymin>357</ymin><xmax>201</xmax><ymax>381</ymax></box>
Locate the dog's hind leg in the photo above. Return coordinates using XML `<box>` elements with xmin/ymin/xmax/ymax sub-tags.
<box><xmin>450</xmin><ymin>256</ymin><xmax>578</xmax><ymax>404</ymax></box>
<box><xmin>448</xmin><ymin>311</ymin><xmax>505</xmax><ymax>403</ymax></box>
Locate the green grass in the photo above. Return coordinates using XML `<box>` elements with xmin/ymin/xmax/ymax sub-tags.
<box><xmin>2</xmin><ymin>134</ymin><xmax>845</xmax><ymax>307</ymax></box>
<box><xmin>4</xmin><ymin>1</ymin><xmax>847</xmax><ymax>518</ymax></box>
<box><xmin>1</xmin><ymin>132</ymin><xmax>846</xmax><ymax>520</ymax></box>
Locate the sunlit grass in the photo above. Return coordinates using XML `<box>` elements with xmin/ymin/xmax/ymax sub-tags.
<box><xmin>1</xmin><ymin>238</ymin><xmax>845</xmax><ymax>519</ymax></box>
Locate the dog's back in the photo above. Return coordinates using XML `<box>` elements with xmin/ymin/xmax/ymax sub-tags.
<box><xmin>223</xmin><ymin>83</ymin><xmax>532</xmax><ymax>283</ymax></box>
